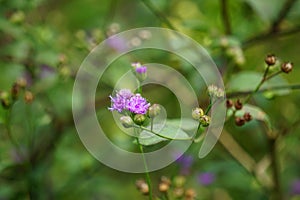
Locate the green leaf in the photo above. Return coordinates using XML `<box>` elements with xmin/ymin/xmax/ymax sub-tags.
<box><xmin>236</xmin><ymin>104</ymin><xmax>272</xmax><ymax>129</ymax></box>
<box><xmin>166</xmin><ymin>118</ymin><xmax>198</xmax><ymax>131</ymax></box>
<box><xmin>138</xmin><ymin>124</ymin><xmax>191</xmax><ymax>146</ymax></box>
<box><xmin>227</xmin><ymin>71</ymin><xmax>291</xmax><ymax>96</ymax></box>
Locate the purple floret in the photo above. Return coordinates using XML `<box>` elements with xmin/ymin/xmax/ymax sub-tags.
<box><xmin>108</xmin><ymin>89</ymin><xmax>133</xmax><ymax>113</ymax></box>
<box><xmin>197</xmin><ymin>172</ymin><xmax>215</xmax><ymax>186</ymax></box>
<box><xmin>135</xmin><ymin>66</ymin><xmax>147</xmax><ymax>74</ymax></box>
<box><xmin>126</xmin><ymin>93</ymin><xmax>150</xmax><ymax>114</ymax></box>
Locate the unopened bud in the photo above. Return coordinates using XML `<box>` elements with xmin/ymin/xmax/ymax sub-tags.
<box><xmin>265</xmin><ymin>54</ymin><xmax>276</xmax><ymax>66</ymax></box>
<box><xmin>199</xmin><ymin>115</ymin><xmax>210</xmax><ymax>127</ymax></box>
<box><xmin>234</xmin><ymin>99</ymin><xmax>243</xmax><ymax>110</ymax></box>
<box><xmin>185</xmin><ymin>188</ymin><xmax>197</xmax><ymax>200</ymax></box>
<box><xmin>161</xmin><ymin>176</ymin><xmax>171</xmax><ymax>185</ymax></box>
<box><xmin>243</xmin><ymin>112</ymin><xmax>252</xmax><ymax>122</ymax></box>
<box><xmin>149</xmin><ymin>104</ymin><xmax>161</xmax><ymax>118</ymax></box>
<box><xmin>24</xmin><ymin>91</ymin><xmax>34</xmax><ymax>104</ymax></box>
<box><xmin>159</xmin><ymin>182</ymin><xmax>169</xmax><ymax>193</ymax></box>
<box><xmin>135</xmin><ymin>179</ymin><xmax>149</xmax><ymax>195</ymax></box>
<box><xmin>192</xmin><ymin>107</ymin><xmax>204</xmax><ymax>120</ymax></box>
<box><xmin>0</xmin><ymin>91</ymin><xmax>10</xmax><ymax>109</ymax></box>
<box><xmin>281</xmin><ymin>62</ymin><xmax>293</xmax><ymax>73</ymax></box>
<box><xmin>226</xmin><ymin>99</ymin><xmax>233</xmax><ymax>108</ymax></box>
<box><xmin>120</xmin><ymin>116</ymin><xmax>134</xmax><ymax>128</ymax></box>
<box><xmin>235</xmin><ymin>117</ymin><xmax>245</xmax><ymax>126</ymax></box>
<box><xmin>133</xmin><ymin>114</ymin><xmax>146</xmax><ymax>125</ymax></box>
<box><xmin>173</xmin><ymin>187</ymin><xmax>184</xmax><ymax>198</ymax></box>
<box><xmin>174</xmin><ymin>176</ymin><xmax>186</xmax><ymax>188</ymax></box>
<box><xmin>17</xmin><ymin>78</ymin><xmax>27</xmax><ymax>88</ymax></box>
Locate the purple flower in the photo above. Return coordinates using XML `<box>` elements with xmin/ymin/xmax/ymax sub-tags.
<box><xmin>291</xmin><ymin>179</ymin><xmax>300</xmax><ymax>195</ymax></box>
<box><xmin>135</xmin><ymin>66</ymin><xmax>147</xmax><ymax>74</ymax></box>
<box><xmin>108</xmin><ymin>89</ymin><xmax>150</xmax><ymax>114</ymax></box>
<box><xmin>174</xmin><ymin>154</ymin><xmax>194</xmax><ymax>175</ymax></box>
<box><xmin>109</xmin><ymin>89</ymin><xmax>133</xmax><ymax>113</ymax></box>
<box><xmin>107</xmin><ymin>36</ymin><xmax>127</xmax><ymax>52</ymax></box>
<box><xmin>197</xmin><ymin>172</ymin><xmax>215</xmax><ymax>186</ymax></box>
<box><xmin>126</xmin><ymin>94</ymin><xmax>150</xmax><ymax>114</ymax></box>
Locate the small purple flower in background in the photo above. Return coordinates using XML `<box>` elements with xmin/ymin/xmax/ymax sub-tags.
<box><xmin>109</xmin><ymin>89</ymin><xmax>133</xmax><ymax>113</ymax></box>
<box><xmin>291</xmin><ymin>179</ymin><xmax>300</xmax><ymax>195</ymax></box>
<box><xmin>107</xmin><ymin>36</ymin><xmax>128</xmax><ymax>52</ymax></box>
<box><xmin>127</xmin><ymin>94</ymin><xmax>150</xmax><ymax>114</ymax></box>
<box><xmin>175</xmin><ymin>154</ymin><xmax>194</xmax><ymax>175</ymax></box>
<box><xmin>39</xmin><ymin>65</ymin><xmax>56</xmax><ymax>79</ymax></box>
<box><xmin>109</xmin><ymin>89</ymin><xmax>150</xmax><ymax>114</ymax></box>
<box><xmin>197</xmin><ymin>172</ymin><xmax>215</xmax><ymax>186</ymax></box>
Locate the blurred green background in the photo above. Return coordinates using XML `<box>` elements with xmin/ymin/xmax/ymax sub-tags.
<box><xmin>1</xmin><ymin>0</ymin><xmax>300</xmax><ymax>199</ymax></box>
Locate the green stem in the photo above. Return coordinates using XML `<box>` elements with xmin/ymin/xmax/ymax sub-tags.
<box><xmin>227</xmin><ymin>83</ymin><xmax>300</xmax><ymax>98</ymax></box>
<box><xmin>136</xmin><ymin>137</ymin><xmax>153</xmax><ymax>200</ymax></box>
<box><xmin>135</xmin><ymin>125</ymin><xmax>192</xmax><ymax>141</ymax></box>
<box><xmin>150</xmin><ymin>118</ymin><xmax>154</xmax><ymax>131</ymax></box>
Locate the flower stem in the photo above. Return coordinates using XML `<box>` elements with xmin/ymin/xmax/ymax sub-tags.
<box><xmin>136</xmin><ymin>137</ymin><xmax>153</xmax><ymax>200</ymax></box>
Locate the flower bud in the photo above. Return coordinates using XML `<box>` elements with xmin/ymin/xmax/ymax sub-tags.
<box><xmin>234</xmin><ymin>99</ymin><xmax>243</xmax><ymax>110</ymax></box>
<box><xmin>265</xmin><ymin>54</ymin><xmax>276</xmax><ymax>66</ymax></box>
<box><xmin>17</xmin><ymin>78</ymin><xmax>27</xmax><ymax>88</ymax></box>
<box><xmin>192</xmin><ymin>107</ymin><xmax>204</xmax><ymax>120</ymax></box>
<box><xmin>149</xmin><ymin>104</ymin><xmax>161</xmax><ymax>118</ymax></box>
<box><xmin>173</xmin><ymin>176</ymin><xmax>186</xmax><ymax>188</ymax></box>
<box><xmin>243</xmin><ymin>112</ymin><xmax>252</xmax><ymax>122</ymax></box>
<box><xmin>199</xmin><ymin>115</ymin><xmax>210</xmax><ymax>127</ymax></box>
<box><xmin>24</xmin><ymin>91</ymin><xmax>34</xmax><ymax>104</ymax></box>
<box><xmin>226</xmin><ymin>99</ymin><xmax>233</xmax><ymax>108</ymax></box>
<box><xmin>173</xmin><ymin>188</ymin><xmax>184</xmax><ymax>198</ymax></box>
<box><xmin>136</xmin><ymin>179</ymin><xmax>149</xmax><ymax>195</ymax></box>
<box><xmin>235</xmin><ymin>117</ymin><xmax>245</xmax><ymax>126</ymax></box>
<box><xmin>185</xmin><ymin>188</ymin><xmax>197</xmax><ymax>200</ymax></box>
<box><xmin>120</xmin><ymin>116</ymin><xmax>134</xmax><ymax>128</ymax></box>
<box><xmin>133</xmin><ymin>114</ymin><xmax>146</xmax><ymax>125</ymax></box>
<box><xmin>281</xmin><ymin>62</ymin><xmax>293</xmax><ymax>73</ymax></box>
<box><xmin>161</xmin><ymin>176</ymin><xmax>171</xmax><ymax>185</ymax></box>
<box><xmin>158</xmin><ymin>182</ymin><xmax>169</xmax><ymax>193</ymax></box>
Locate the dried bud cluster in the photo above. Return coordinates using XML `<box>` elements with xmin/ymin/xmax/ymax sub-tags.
<box><xmin>235</xmin><ymin>112</ymin><xmax>252</xmax><ymax>126</ymax></box>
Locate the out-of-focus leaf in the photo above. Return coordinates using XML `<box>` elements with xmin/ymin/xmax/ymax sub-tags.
<box><xmin>227</xmin><ymin>71</ymin><xmax>291</xmax><ymax>96</ymax></box>
<box><xmin>138</xmin><ymin>123</ymin><xmax>190</xmax><ymax>146</ymax></box>
<box><xmin>167</xmin><ymin>118</ymin><xmax>198</xmax><ymax>131</ymax></box>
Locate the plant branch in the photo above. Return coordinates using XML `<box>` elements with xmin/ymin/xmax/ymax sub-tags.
<box><xmin>220</xmin><ymin>0</ymin><xmax>232</xmax><ymax>35</ymax></box>
<box><xmin>140</xmin><ymin>0</ymin><xmax>176</xmax><ymax>30</ymax></box>
<box><xmin>271</xmin><ymin>0</ymin><xmax>298</xmax><ymax>33</ymax></box>
<box><xmin>226</xmin><ymin>83</ymin><xmax>300</xmax><ymax>98</ymax></box>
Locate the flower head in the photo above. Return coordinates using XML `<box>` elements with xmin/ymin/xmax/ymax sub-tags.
<box><xmin>208</xmin><ymin>85</ymin><xmax>224</xmax><ymax>99</ymax></box>
<box><xmin>108</xmin><ymin>89</ymin><xmax>133</xmax><ymax>113</ymax></box>
<box><xmin>136</xmin><ymin>66</ymin><xmax>147</xmax><ymax>74</ymax></box>
<box><xmin>127</xmin><ymin>93</ymin><xmax>150</xmax><ymax>114</ymax></box>
<box><xmin>131</xmin><ymin>62</ymin><xmax>147</xmax><ymax>81</ymax></box>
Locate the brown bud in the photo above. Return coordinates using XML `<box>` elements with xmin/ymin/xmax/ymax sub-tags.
<box><xmin>281</xmin><ymin>62</ymin><xmax>293</xmax><ymax>73</ymax></box>
<box><xmin>235</xmin><ymin>117</ymin><xmax>245</xmax><ymax>126</ymax></box>
<box><xmin>265</xmin><ymin>54</ymin><xmax>276</xmax><ymax>66</ymax></box>
<box><xmin>159</xmin><ymin>182</ymin><xmax>169</xmax><ymax>193</ymax></box>
<box><xmin>1</xmin><ymin>98</ymin><xmax>10</xmax><ymax>109</ymax></box>
<box><xmin>234</xmin><ymin>99</ymin><xmax>243</xmax><ymax>110</ymax></box>
<box><xmin>243</xmin><ymin>112</ymin><xmax>252</xmax><ymax>122</ymax></box>
<box><xmin>11</xmin><ymin>83</ymin><xmax>20</xmax><ymax>100</ymax></box>
<box><xmin>185</xmin><ymin>188</ymin><xmax>196</xmax><ymax>200</ymax></box>
<box><xmin>226</xmin><ymin>99</ymin><xmax>233</xmax><ymax>108</ymax></box>
<box><xmin>24</xmin><ymin>91</ymin><xmax>34</xmax><ymax>104</ymax></box>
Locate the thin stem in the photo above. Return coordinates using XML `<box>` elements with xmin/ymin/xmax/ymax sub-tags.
<box><xmin>150</xmin><ymin>118</ymin><xmax>154</xmax><ymax>131</ymax></box>
<box><xmin>264</xmin><ymin>71</ymin><xmax>282</xmax><ymax>81</ymax></box>
<box><xmin>227</xmin><ymin>83</ymin><xmax>300</xmax><ymax>98</ymax></box>
<box><xmin>136</xmin><ymin>136</ymin><xmax>153</xmax><ymax>200</ymax></box>
<box><xmin>140</xmin><ymin>0</ymin><xmax>176</xmax><ymax>30</ymax></box>
<box><xmin>220</xmin><ymin>0</ymin><xmax>232</xmax><ymax>35</ymax></box>
<box><xmin>268</xmin><ymin>138</ymin><xmax>283</xmax><ymax>200</ymax></box>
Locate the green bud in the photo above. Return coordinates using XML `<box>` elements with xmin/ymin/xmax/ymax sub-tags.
<box><xmin>149</xmin><ymin>104</ymin><xmax>161</xmax><ymax>118</ymax></box>
<box><xmin>199</xmin><ymin>115</ymin><xmax>210</xmax><ymax>127</ymax></box>
<box><xmin>192</xmin><ymin>107</ymin><xmax>204</xmax><ymax>120</ymax></box>
<box><xmin>120</xmin><ymin>116</ymin><xmax>134</xmax><ymax>128</ymax></box>
<box><xmin>133</xmin><ymin>114</ymin><xmax>146</xmax><ymax>125</ymax></box>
